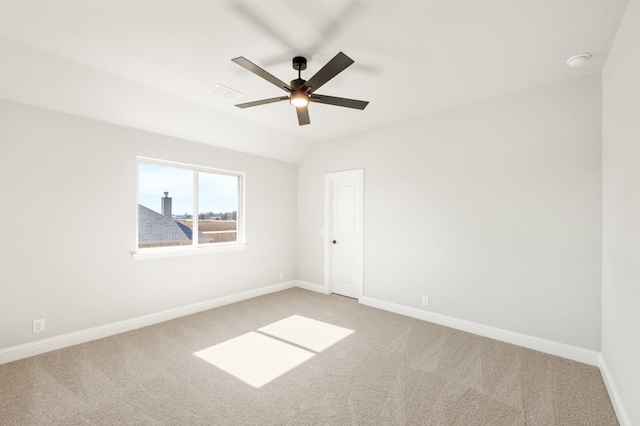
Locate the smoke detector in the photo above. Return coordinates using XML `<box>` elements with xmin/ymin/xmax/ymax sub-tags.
<box><xmin>566</xmin><ymin>53</ymin><xmax>591</xmax><ymax>68</ymax></box>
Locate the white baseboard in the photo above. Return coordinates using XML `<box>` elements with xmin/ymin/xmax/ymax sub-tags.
<box><xmin>599</xmin><ymin>354</ymin><xmax>631</xmax><ymax>426</ymax></box>
<box><xmin>0</xmin><ymin>281</ymin><xmax>296</xmax><ymax>365</ymax></box>
<box><xmin>295</xmin><ymin>280</ymin><xmax>330</xmax><ymax>294</ymax></box>
<box><xmin>359</xmin><ymin>296</ymin><xmax>600</xmax><ymax>366</ymax></box>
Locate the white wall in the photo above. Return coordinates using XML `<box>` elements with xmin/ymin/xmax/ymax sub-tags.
<box><xmin>298</xmin><ymin>74</ymin><xmax>602</xmax><ymax>351</ymax></box>
<box><xmin>0</xmin><ymin>99</ymin><xmax>297</xmax><ymax>350</ymax></box>
<box><xmin>602</xmin><ymin>0</ymin><xmax>640</xmax><ymax>423</ymax></box>
<box><xmin>0</xmin><ymin>37</ymin><xmax>313</xmax><ymax>164</ymax></box>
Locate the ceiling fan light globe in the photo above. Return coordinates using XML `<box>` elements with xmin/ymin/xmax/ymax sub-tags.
<box><xmin>290</xmin><ymin>92</ymin><xmax>309</xmax><ymax>107</ymax></box>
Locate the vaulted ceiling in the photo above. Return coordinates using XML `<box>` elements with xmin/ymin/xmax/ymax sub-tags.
<box><xmin>0</xmin><ymin>0</ymin><xmax>629</xmax><ymax>163</ymax></box>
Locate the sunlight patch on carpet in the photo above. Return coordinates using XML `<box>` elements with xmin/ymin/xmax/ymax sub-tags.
<box><xmin>258</xmin><ymin>315</ymin><xmax>354</xmax><ymax>352</ymax></box>
<box><xmin>194</xmin><ymin>316</ymin><xmax>354</xmax><ymax>388</ymax></box>
<box><xmin>194</xmin><ymin>331</ymin><xmax>314</xmax><ymax>388</ymax></box>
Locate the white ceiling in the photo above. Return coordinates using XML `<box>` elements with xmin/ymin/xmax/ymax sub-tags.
<box><xmin>0</xmin><ymin>0</ymin><xmax>629</xmax><ymax>163</ymax></box>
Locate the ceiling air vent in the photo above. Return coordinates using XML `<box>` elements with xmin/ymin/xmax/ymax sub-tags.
<box><xmin>208</xmin><ymin>84</ymin><xmax>242</xmax><ymax>101</ymax></box>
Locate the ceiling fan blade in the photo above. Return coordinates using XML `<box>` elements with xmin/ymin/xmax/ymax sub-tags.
<box><xmin>232</xmin><ymin>57</ymin><xmax>292</xmax><ymax>92</ymax></box>
<box><xmin>310</xmin><ymin>94</ymin><xmax>369</xmax><ymax>110</ymax></box>
<box><xmin>296</xmin><ymin>105</ymin><xmax>310</xmax><ymax>126</ymax></box>
<box><xmin>235</xmin><ymin>96</ymin><xmax>288</xmax><ymax>109</ymax></box>
<box><xmin>301</xmin><ymin>52</ymin><xmax>354</xmax><ymax>93</ymax></box>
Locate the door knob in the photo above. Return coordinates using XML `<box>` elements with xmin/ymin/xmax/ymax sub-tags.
<box><xmin>332</xmin><ymin>240</ymin><xmax>337</xmax><ymax>244</ymax></box>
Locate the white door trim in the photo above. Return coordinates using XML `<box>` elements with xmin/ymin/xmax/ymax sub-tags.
<box><xmin>324</xmin><ymin>169</ymin><xmax>364</xmax><ymax>299</ymax></box>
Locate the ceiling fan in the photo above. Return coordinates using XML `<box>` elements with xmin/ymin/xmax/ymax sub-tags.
<box><xmin>231</xmin><ymin>52</ymin><xmax>369</xmax><ymax>126</ymax></box>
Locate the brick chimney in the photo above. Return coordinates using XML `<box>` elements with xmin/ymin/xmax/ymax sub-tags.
<box><xmin>161</xmin><ymin>192</ymin><xmax>172</xmax><ymax>217</ymax></box>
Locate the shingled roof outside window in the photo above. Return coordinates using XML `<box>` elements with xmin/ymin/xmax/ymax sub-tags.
<box><xmin>138</xmin><ymin>204</ymin><xmax>212</xmax><ymax>248</ymax></box>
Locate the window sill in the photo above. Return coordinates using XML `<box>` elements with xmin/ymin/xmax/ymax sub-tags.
<box><xmin>132</xmin><ymin>243</ymin><xmax>247</xmax><ymax>261</ymax></box>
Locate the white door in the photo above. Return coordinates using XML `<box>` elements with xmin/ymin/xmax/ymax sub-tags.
<box><xmin>325</xmin><ymin>169</ymin><xmax>363</xmax><ymax>299</ymax></box>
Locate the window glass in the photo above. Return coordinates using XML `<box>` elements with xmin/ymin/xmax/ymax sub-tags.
<box><xmin>197</xmin><ymin>172</ymin><xmax>239</xmax><ymax>245</ymax></box>
<box><xmin>137</xmin><ymin>159</ymin><xmax>242</xmax><ymax>250</ymax></box>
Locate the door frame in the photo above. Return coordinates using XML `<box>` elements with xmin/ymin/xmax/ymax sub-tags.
<box><xmin>324</xmin><ymin>168</ymin><xmax>364</xmax><ymax>299</ymax></box>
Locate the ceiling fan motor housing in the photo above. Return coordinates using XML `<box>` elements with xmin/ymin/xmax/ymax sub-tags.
<box><xmin>290</xmin><ymin>78</ymin><xmax>306</xmax><ymax>91</ymax></box>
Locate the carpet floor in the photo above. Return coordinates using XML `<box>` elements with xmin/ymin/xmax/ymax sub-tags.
<box><xmin>0</xmin><ymin>288</ymin><xmax>618</xmax><ymax>425</ymax></box>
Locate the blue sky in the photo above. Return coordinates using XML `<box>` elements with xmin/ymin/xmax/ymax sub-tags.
<box><xmin>138</xmin><ymin>163</ymin><xmax>238</xmax><ymax>215</ymax></box>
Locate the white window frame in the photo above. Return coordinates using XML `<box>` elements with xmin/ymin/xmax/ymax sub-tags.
<box><xmin>133</xmin><ymin>156</ymin><xmax>246</xmax><ymax>260</ymax></box>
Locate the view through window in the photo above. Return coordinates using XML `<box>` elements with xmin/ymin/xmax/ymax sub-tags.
<box><xmin>137</xmin><ymin>159</ymin><xmax>242</xmax><ymax>250</ymax></box>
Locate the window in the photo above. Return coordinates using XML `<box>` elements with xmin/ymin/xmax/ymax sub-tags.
<box><xmin>136</xmin><ymin>157</ymin><xmax>244</xmax><ymax>254</ymax></box>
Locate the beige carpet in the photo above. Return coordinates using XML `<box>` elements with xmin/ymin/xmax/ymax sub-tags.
<box><xmin>0</xmin><ymin>288</ymin><xmax>618</xmax><ymax>425</ymax></box>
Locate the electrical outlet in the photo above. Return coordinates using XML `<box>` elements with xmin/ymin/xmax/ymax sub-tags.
<box><xmin>33</xmin><ymin>318</ymin><xmax>45</xmax><ymax>334</ymax></box>
<box><xmin>422</xmin><ymin>296</ymin><xmax>429</xmax><ymax>306</ymax></box>
<box><xmin>279</xmin><ymin>272</ymin><xmax>284</xmax><ymax>280</ymax></box>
